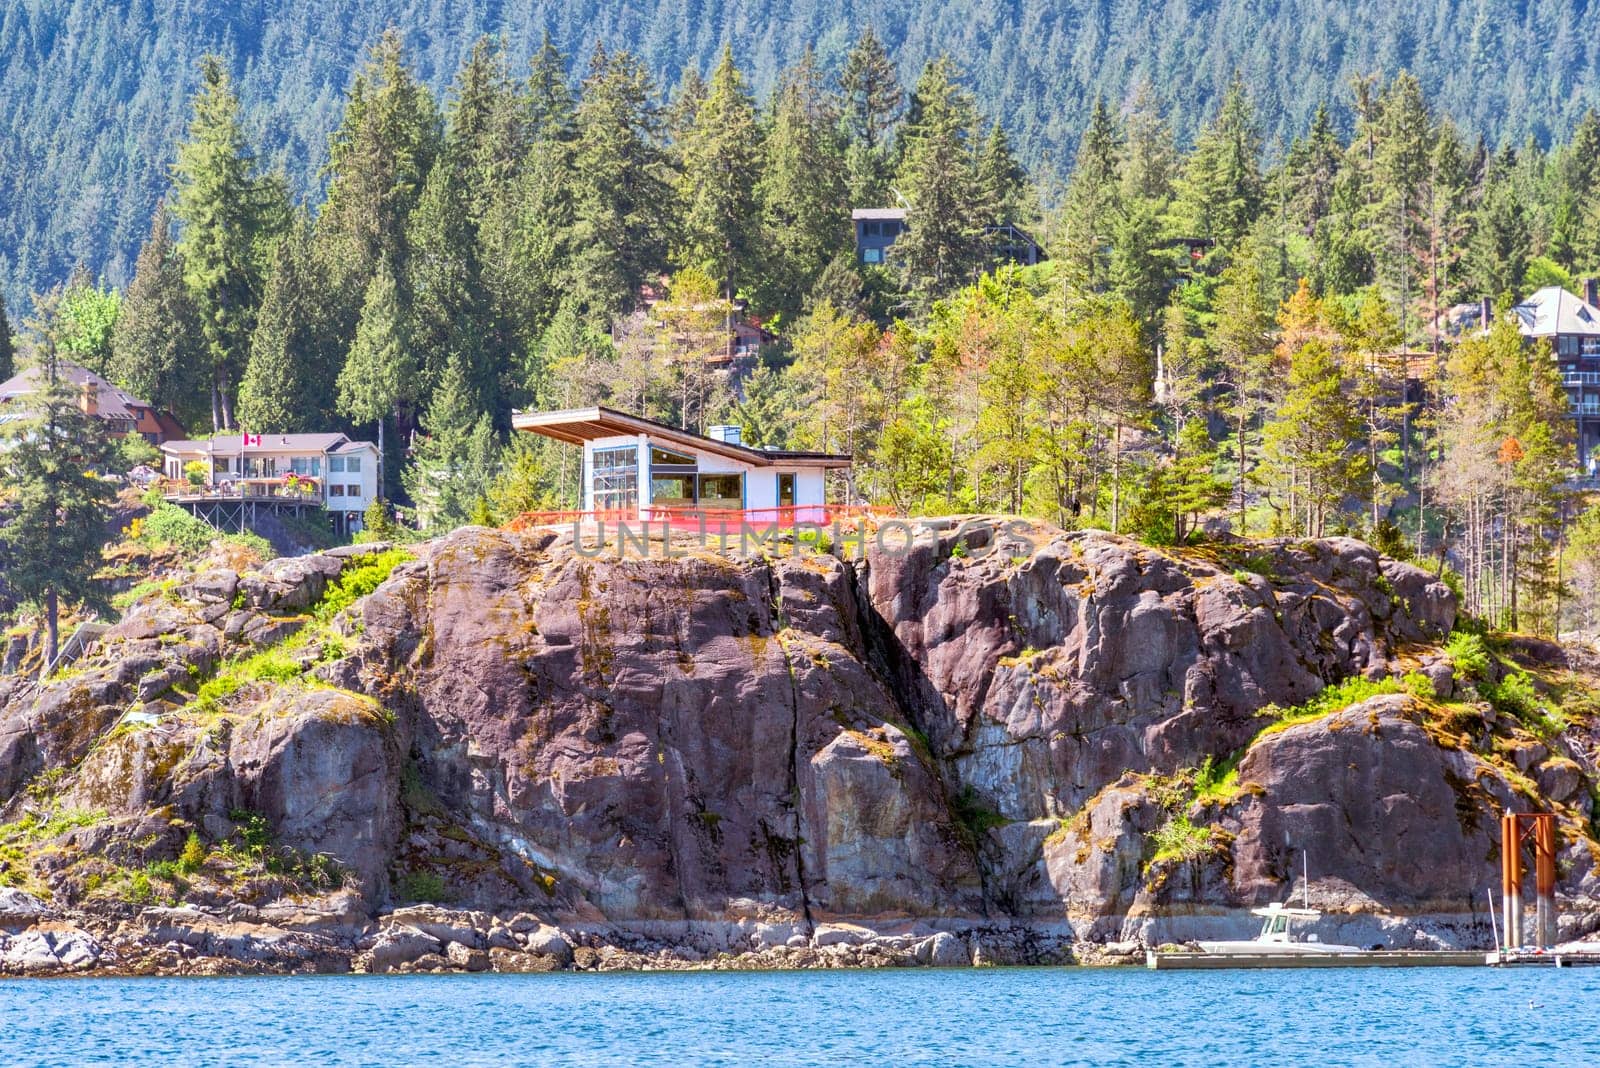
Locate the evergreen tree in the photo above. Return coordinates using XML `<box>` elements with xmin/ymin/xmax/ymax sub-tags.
<box><xmin>839</xmin><ymin>27</ymin><xmax>903</xmax><ymax>206</ymax></box>
<box><xmin>1371</xmin><ymin>72</ymin><xmax>1433</xmax><ymax>344</ymax></box>
<box><xmin>1175</xmin><ymin>73</ymin><xmax>1264</xmax><ymax>250</ymax></box>
<box><xmin>315</xmin><ymin>30</ymin><xmax>441</xmax><ymax>346</ymax></box>
<box><xmin>891</xmin><ymin>57</ymin><xmax>984</xmax><ymax>303</ymax></box>
<box><xmin>567</xmin><ymin>45</ymin><xmax>672</xmax><ymax>315</ymax></box>
<box><xmin>1466</xmin><ymin>171</ymin><xmax>1531</xmax><ymax>299</ymax></box>
<box><xmin>976</xmin><ymin>123</ymin><xmax>1027</xmax><ymax>224</ymax></box>
<box><xmin>1057</xmin><ymin>98</ymin><xmax>1122</xmax><ymax>290</ymax></box>
<box><xmin>110</xmin><ymin>203</ymin><xmax>205</xmax><ymax>428</ymax></box>
<box><xmin>1284</xmin><ymin>103</ymin><xmax>1343</xmax><ymax>235</ymax></box>
<box><xmin>754</xmin><ymin>48</ymin><xmax>847</xmax><ymax>318</ymax></box>
<box><xmin>1259</xmin><ymin>336</ymin><xmax>1367</xmax><ymax>535</ymax></box>
<box><xmin>402</xmin><ymin>351</ymin><xmax>500</xmax><ymax>529</ymax></box>
<box><xmin>337</xmin><ymin>261</ymin><xmax>415</xmax><ymax>497</ymax></box>
<box><xmin>0</xmin><ymin>295</ymin><xmax>13</xmax><ymax>382</ymax></box>
<box><xmin>238</xmin><ymin>217</ymin><xmax>328</xmax><ymax>433</ymax></box>
<box><xmin>171</xmin><ymin>55</ymin><xmax>287</xmax><ymax>430</ymax></box>
<box><xmin>0</xmin><ymin>295</ymin><xmax>113</xmax><ymax>665</ymax></box>
<box><xmin>677</xmin><ymin>46</ymin><xmax>763</xmax><ymax>300</ymax></box>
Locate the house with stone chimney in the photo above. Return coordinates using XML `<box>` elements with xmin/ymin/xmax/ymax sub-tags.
<box><xmin>0</xmin><ymin>361</ymin><xmax>185</xmax><ymax>444</ymax></box>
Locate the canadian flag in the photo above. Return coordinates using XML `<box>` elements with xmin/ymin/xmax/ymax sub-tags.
<box><xmin>242</xmin><ymin>432</ymin><xmax>262</xmax><ymax>447</ymax></box>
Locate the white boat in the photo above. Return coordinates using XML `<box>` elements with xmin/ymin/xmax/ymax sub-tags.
<box><xmin>1197</xmin><ymin>902</ymin><xmax>1366</xmax><ymax>956</ymax></box>
<box><xmin>1198</xmin><ymin>852</ymin><xmax>1366</xmax><ymax>956</ymax></box>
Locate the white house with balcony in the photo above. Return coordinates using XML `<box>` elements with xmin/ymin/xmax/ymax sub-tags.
<box><xmin>159</xmin><ymin>433</ymin><xmax>381</xmax><ymax>535</ymax></box>
<box><xmin>511</xmin><ymin>406</ymin><xmax>850</xmax><ymax>526</ymax></box>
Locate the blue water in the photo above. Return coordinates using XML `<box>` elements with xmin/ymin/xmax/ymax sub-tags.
<box><xmin>2</xmin><ymin>967</ymin><xmax>1597</xmax><ymax>1066</ymax></box>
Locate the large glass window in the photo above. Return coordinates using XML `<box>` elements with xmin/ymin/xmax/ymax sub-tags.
<box><xmin>650</xmin><ymin>446</ymin><xmax>696</xmax><ymax>467</ymax></box>
<box><xmin>592</xmin><ymin>446</ymin><xmax>639</xmax><ymax>514</ymax></box>
<box><xmin>330</xmin><ymin>456</ymin><xmax>346</xmax><ymax>473</ymax></box>
<box><xmin>650</xmin><ymin>474</ymin><xmax>695</xmax><ymax>507</ymax></box>
<box><xmin>346</xmin><ymin>457</ymin><xmax>361</xmax><ymax>472</ymax></box>
<box><xmin>696</xmin><ymin>473</ymin><xmax>743</xmax><ymax>512</ymax></box>
<box><xmin>289</xmin><ymin>456</ymin><xmax>322</xmax><ymax>476</ymax></box>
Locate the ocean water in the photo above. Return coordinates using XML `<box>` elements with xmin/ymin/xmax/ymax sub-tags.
<box><xmin>2</xmin><ymin>966</ymin><xmax>1597</xmax><ymax>1066</ymax></box>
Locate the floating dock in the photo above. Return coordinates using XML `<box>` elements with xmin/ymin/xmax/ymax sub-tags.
<box><xmin>1147</xmin><ymin>950</ymin><xmax>1485</xmax><ymax>970</ymax></box>
<box><xmin>1487</xmin><ymin>948</ymin><xmax>1600</xmax><ymax>968</ymax></box>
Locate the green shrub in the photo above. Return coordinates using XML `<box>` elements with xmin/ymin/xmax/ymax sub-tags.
<box><xmin>1193</xmin><ymin>754</ymin><xmax>1242</xmax><ymax>804</ymax></box>
<box><xmin>1401</xmin><ymin>672</ymin><xmax>1436</xmax><ymax>700</ymax></box>
<box><xmin>313</xmin><ymin>549</ymin><xmax>413</xmax><ymax>622</ymax></box>
<box><xmin>140</xmin><ymin>505</ymin><xmax>218</xmax><ymax>554</ymax></box>
<box><xmin>177</xmin><ymin>832</ymin><xmax>206</xmax><ymax>874</ymax></box>
<box><xmin>1444</xmin><ymin>632</ymin><xmax>1492</xmax><ymax>682</ymax></box>
<box><xmin>1149</xmin><ymin>815</ymin><xmax>1214</xmax><ymax>863</ymax></box>
<box><xmin>223</xmin><ymin>531</ymin><xmax>273</xmax><ymax>560</ymax></box>
<box><xmin>397</xmin><ymin>870</ymin><xmax>448</xmax><ymax>902</ymax></box>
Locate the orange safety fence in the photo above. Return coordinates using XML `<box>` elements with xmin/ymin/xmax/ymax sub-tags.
<box><xmin>506</xmin><ymin>503</ymin><xmax>894</xmax><ymax>533</ymax></box>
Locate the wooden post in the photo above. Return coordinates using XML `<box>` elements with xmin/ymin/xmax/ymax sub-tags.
<box><xmin>1501</xmin><ymin>813</ymin><xmax>1521</xmax><ymax>950</ymax></box>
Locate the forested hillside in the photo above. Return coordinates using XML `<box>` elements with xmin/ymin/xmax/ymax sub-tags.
<box><xmin>4</xmin><ymin>0</ymin><xmax>1600</xmax><ymax>302</ymax></box>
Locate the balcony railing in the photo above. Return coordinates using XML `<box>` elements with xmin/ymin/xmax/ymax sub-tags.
<box><xmin>161</xmin><ymin>477</ymin><xmax>325</xmax><ymax>506</ymax></box>
<box><xmin>1563</xmin><ymin>371</ymin><xmax>1600</xmax><ymax>386</ymax></box>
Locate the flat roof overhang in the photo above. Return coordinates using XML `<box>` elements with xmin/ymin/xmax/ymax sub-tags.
<box><xmin>512</xmin><ymin>406</ymin><xmax>852</xmax><ymax>469</ymax></box>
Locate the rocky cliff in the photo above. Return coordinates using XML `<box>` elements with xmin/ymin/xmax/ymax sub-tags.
<box><xmin>1</xmin><ymin>519</ymin><xmax>1598</xmax><ymax>975</ymax></box>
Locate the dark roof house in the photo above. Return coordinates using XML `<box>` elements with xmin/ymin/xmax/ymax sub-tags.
<box><xmin>0</xmin><ymin>362</ymin><xmax>185</xmax><ymax>443</ymax></box>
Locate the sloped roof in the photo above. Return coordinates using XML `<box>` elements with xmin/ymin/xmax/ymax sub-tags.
<box><xmin>161</xmin><ymin>433</ymin><xmax>355</xmax><ymax>456</ymax></box>
<box><xmin>512</xmin><ymin>406</ymin><xmax>851</xmax><ymax>468</ymax></box>
<box><xmin>0</xmin><ymin>362</ymin><xmax>154</xmax><ymax>421</ymax></box>
<box><xmin>851</xmin><ymin>207</ymin><xmax>908</xmax><ymax>221</ymax></box>
<box><xmin>1508</xmin><ymin>286</ymin><xmax>1600</xmax><ymax>338</ymax></box>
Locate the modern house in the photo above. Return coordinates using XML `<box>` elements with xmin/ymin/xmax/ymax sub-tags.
<box><xmin>511</xmin><ymin>406</ymin><xmax>851</xmax><ymax>526</ymax></box>
<box><xmin>159</xmin><ymin>433</ymin><xmax>381</xmax><ymax>535</ymax></box>
<box><xmin>1504</xmin><ymin>282</ymin><xmax>1600</xmax><ymax>474</ymax></box>
<box><xmin>0</xmin><ymin>362</ymin><xmax>185</xmax><ymax>443</ymax></box>
<box><xmin>851</xmin><ymin>208</ymin><xmax>1044</xmax><ymax>268</ymax></box>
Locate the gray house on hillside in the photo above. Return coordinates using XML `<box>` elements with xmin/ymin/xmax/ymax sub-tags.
<box><xmin>851</xmin><ymin>208</ymin><xmax>1043</xmax><ymax>269</ymax></box>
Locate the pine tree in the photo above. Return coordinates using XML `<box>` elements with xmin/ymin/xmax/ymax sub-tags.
<box><xmin>754</xmin><ymin>48</ymin><xmax>847</xmax><ymax>318</ymax></box>
<box><xmin>402</xmin><ymin>351</ymin><xmax>500</xmax><ymax>530</ymax></box>
<box><xmin>238</xmin><ymin>217</ymin><xmax>328</xmax><ymax>433</ymax></box>
<box><xmin>567</xmin><ymin>45</ymin><xmax>672</xmax><ymax>316</ymax></box>
<box><xmin>890</xmin><ymin>57</ymin><xmax>984</xmax><ymax>303</ymax></box>
<box><xmin>315</xmin><ymin>30</ymin><xmax>441</xmax><ymax>347</ymax></box>
<box><xmin>1259</xmin><ymin>336</ymin><xmax>1367</xmax><ymax>536</ymax></box>
<box><xmin>1057</xmin><ymin>98</ymin><xmax>1122</xmax><ymax>290</ymax></box>
<box><xmin>1372</xmin><ymin>72</ymin><xmax>1432</xmax><ymax>345</ymax></box>
<box><xmin>839</xmin><ymin>27</ymin><xmax>903</xmax><ymax>206</ymax></box>
<box><xmin>976</xmin><ymin>123</ymin><xmax>1026</xmax><ymax>224</ymax></box>
<box><xmin>1284</xmin><ymin>103</ymin><xmax>1343</xmax><ymax>235</ymax></box>
<box><xmin>1466</xmin><ymin>169</ymin><xmax>1530</xmax><ymax>299</ymax></box>
<box><xmin>171</xmin><ymin>55</ymin><xmax>287</xmax><ymax>430</ymax></box>
<box><xmin>677</xmin><ymin>46</ymin><xmax>762</xmax><ymax>301</ymax></box>
<box><xmin>0</xmin><ymin>295</ymin><xmax>13</xmax><ymax>382</ymax></box>
<box><xmin>110</xmin><ymin>203</ymin><xmax>205</xmax><ymax>428</ymax></box>
<box><xmin>1175</xmin><ymin>73</ymin><xmax>1264</xmax><ymax>250</ymax></box>
<box><xmin>337</xmin><ymin>261</ymin><xmax>415</xmax><ymax>497</ymax></box>
<box><xmin>0</xmin><ymin>294</ymin><xmax>113</xmax><ymax>665</ymax></box>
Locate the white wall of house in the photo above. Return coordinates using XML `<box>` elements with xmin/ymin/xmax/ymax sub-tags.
<box><xmin>325</xmin><ymin>446</ymin><xmax>379</xmax><ymax>524</ymax></box>
<box><xmin>577</xmin><ymin>432</ymin><xmax>834</xmax><ymax>518</ymax></box>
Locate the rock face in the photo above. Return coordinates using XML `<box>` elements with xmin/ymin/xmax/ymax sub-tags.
<box><xmin>1</xmin><ymin>519</ymin><xmax>1596</xmax><ymax>969</ymax></box>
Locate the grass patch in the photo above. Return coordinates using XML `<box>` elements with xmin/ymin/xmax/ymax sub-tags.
<box><xmin>313</xmin><ymin>549</ymin><xmax>414</xmax><ymax>623</ymax></box>
<box><xmin>1192</xmin><ymin>754</ymin><xmax>1242</xmax><ymax>805</ymax></box>
<box><xmin>1149</xmin><ymin>815</ymin><xmax>1215</xmax><ymax>864</ymax></box>
<box><xmin>1255</xmin><ymin>676</ymin><xmax>1405</xmax><ymax>737</ymax></box>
